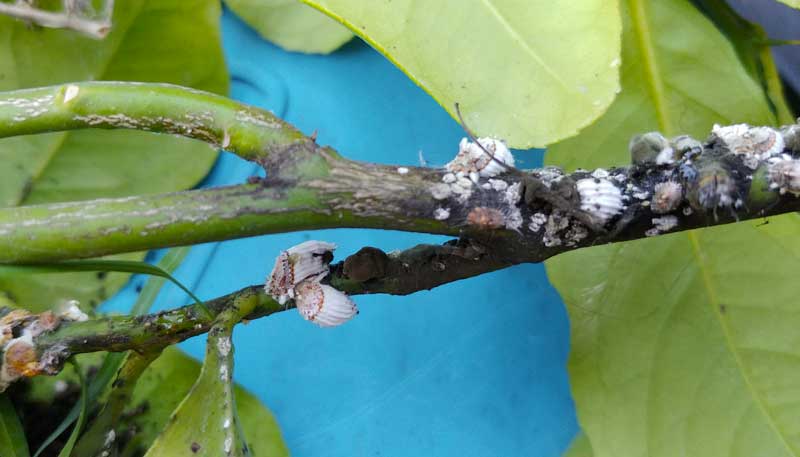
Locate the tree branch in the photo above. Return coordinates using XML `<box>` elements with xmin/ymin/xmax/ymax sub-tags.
<box><xmin>1</xmin><ymin>127</ymin><xmax>800</xmax><ymax>264</ymax></box>
<box><xmin>0</xmin><ymin>1</ymin><xmax>113</xmax><ymax>39</ymax></box>
<box><xmin>0</xmin><ymin>237</ymin><xmax>515</xmax><ymax>386</ymax></box>
<box><xmin>2</xmin><ymin>82</ymin><xmax>800</xmax><ymax>387</ymax></box>
<box><xmin>1</xmin><ymin>83</ymin><xmax>799</xmax><ymax>272</ymax></box>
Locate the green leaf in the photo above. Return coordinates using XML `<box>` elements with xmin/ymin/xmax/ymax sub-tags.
<box><xmin>125</xmin><ymin>347</ymin><xmax>287</xmax><ymax>457</ymax></box>
<box><xmin>301</xmin><ymin>0</ymin><xmax>622</xmax><ymax>148</ymax></box>
<box><xmin>0</xmin><ymin>0</ymin><xmax>228</xmax><ymax>310</ymax></box>
<box><xmin>563</xmin><ymin>433</ymin><xmax>593</xmax><ymax>457</ymax></box>
<box><xmin>546</xmin><ymin>0</ymin><xmax>775</xmax><ymax>170</ymax></box>
<box><xmin>690</xmin><ymin>0</ymin><xmax>796</xmax><ymax>124</ymax></box>
<box><xmin>225</xmin><ymin>0</ymin><xmax>353</xmax><ymax>54</ymax></box>
<box><xmin>775</xmin><ymin>0</ymin><xmax>799</xmax><ymax>9</ymax></box>
<box><xmin>0</xmin><ymin>394</ymin><xmax>30</xmax><ymax>457</ymax></box>
<box><xmin>0</xmin><ymin>257</ymin><xmax>139</xmax><ymax>313</ymax></box>
<box><xmin>545</xmin><ymin>1</ymin><xmax>800</xmax><ymax>456</ymax></box>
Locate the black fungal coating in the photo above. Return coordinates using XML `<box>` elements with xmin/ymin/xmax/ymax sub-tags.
<box><xmin>343</xmin><ymin>247</ymin><xmax>390</xmax><ymax>281</ymax></box>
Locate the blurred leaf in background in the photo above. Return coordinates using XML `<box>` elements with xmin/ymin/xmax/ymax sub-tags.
<box><xmin>225</xmin><ymin>0</ymin><xmax>353</xmax><ymax>53</ymax></box>
<box><xmin>546</xmin><ymin>0</ymin><xmax>800</xmax><ymax>456</ymax></box>
<box><xmin>776</xmin><ymin>0</ymin><xmax>799</xmax><ymax>10</ymax></box>
<box><xmin>0</xmin><ymin>394</ymin><xmax>30</xmax><ymax>457</ymax></box>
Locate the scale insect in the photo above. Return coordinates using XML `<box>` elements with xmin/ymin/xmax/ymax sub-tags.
<box><xmin>684</xmin><ymin>158</ymin><xmax>741</xmax><ymax>220</ymax></box>
<box><xmin>453</xmin><ymin>103</ymin><xmax>611</xmax><ymax>233</ymax></box>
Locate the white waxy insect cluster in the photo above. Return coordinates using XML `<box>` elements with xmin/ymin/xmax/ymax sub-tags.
<box><xmin>433</xmin><ymin>137</ymin><xmax>516</xmax><ymax>204</ymax></box>
<box><xmin>265</xmin><ymin>240</ymin><xmax>357</xmax><ymax>328</ymax></box>
<box><xmin>645</xmin><ymin>215</ymin><xmax>679</xmax><ymax>237</ymax></box>
<box><xmin>528</xmin><ymin>213</ymin><xmax>548</xmax><ymax>233</ymax></box>
<box><xmin>651</xmin><ymin>181</ymin><xmax>683</xmax><ymax>214</ymax></box>
<box><xmin>576</xmin><ymin>178</ymin><xmax>624</xmax><ymax>224</ymax></box>
<box><xmin>502</xmin><ymin>182</ymin><xmax>524</xmax><ymax>232</ymax></box>
<box><xmin>59</xmin><ymin>299</ymin><xmax>89</xmax><ymax>322</ymax></box>
<box><xmin>712</xmin><ymin>123</ymin><xmax>785</xmax><ymax>169</ymax></box>
<box><xmin>433</xmin><ymin>207</ymin><xmax>450</xmax><ymax>220</ymax></box>
<box><xmin>446</xmin><ymin>137</ymin><xmax>515</xmax><ymax>182</ymax></box>
<box><xmin>768</xmin><ymin>157</ymin><xmax>800</xmax><ymax>195</ymax></box>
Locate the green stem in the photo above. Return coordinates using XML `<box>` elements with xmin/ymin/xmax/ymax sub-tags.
<box><xmin>24</xmin><ymin>235</ymin><xmax>518</xmax><ymax>379</ymax></box>
<box><xmin>0</xmin><ymin>82</ymin><xmax>307</xmax><ymax>162</ymax></box>
<box><xmin>0</xmin><ymin>160</ymin><xmax>457</xmax><ymax>263</ymax></box>
<box><xmin>35</xmin><ymin>287</ymin><xmax>275</xmax><ymax>357</ymax></box>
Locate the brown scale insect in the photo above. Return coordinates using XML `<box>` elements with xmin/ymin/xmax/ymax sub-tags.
<box><xmin>466</xmin><ymin>207</ymin><xmax>506</xmax><ymax>230</ymax></box>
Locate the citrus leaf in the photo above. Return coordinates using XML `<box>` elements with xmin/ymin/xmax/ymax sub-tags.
<box><xmin>0</xmin><ymin>256</ymin><xmax>140</xmax><ymax>313</ymax></box>
<box><xmin>546</xmin><ymin>0</ymin><xmax>774</xmax><ymax>170</ymax></box>
<box><xmin>225</xmin><ymin>0</ymin><xmax>353</xmax><ymax>54</ymax></box>
<box><xmin>0</xmin><ymin>394</ymin><xmax>30</xmax><ymax>457</ymax></box>
<box><xmin>300</xmin><ymin>0</ymin><xmax>622</xmax><ymax>148</ymax></box>
<box><xmin>545</xmin><ymin>1</ymin><xmax>800</xmax><ymax>456</ymax></box>
<box><xmin>0</xmin><ymin>0</ymin><xmax>228</xmax><ymax>310</ymax></box>
<box><xmin>775</xmin><ymin>0</ymin><xmax>799</xmax><ymax>9</ymax></box>
<box><xmin>563</xmin><ymin>432</ymin><xmax>593</xmax><ymax>457</ymax></box>
<box><xmin>690</xmin><ymin>0</ymin><xmax>796</xmax><ymax>124</ymax></box>
<box><xmin>125</xmin><ymin>347</ymin><xmax>287</xmax><ymax>457</ymax></box>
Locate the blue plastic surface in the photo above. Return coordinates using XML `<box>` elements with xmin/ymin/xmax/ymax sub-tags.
<box><xmin>103</xmin><ymin>9</ymin><xmax>578</xmax><ymax>456</ymax></box>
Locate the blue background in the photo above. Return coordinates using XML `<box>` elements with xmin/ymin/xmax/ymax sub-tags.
<box><xmin>104</xmin><ymin>8</ymin><xmax>578</xmax><ymax>457</ymax></box>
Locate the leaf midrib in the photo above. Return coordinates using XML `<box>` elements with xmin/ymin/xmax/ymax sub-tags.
<box><xmin>628</xmin><ymin>0</ymin><xmax>672</xmax><ymax>135</ymax></box>
<box><xmin>630</xmin><ymin>0</ymin><xmax>795</xmax><ymax>451</ymax></box>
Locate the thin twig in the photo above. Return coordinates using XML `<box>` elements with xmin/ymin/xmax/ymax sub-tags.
<box><xmin>0</xmin><ymin>1</ymin><xmax>112</xmax><ymax>39</ymax></box>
